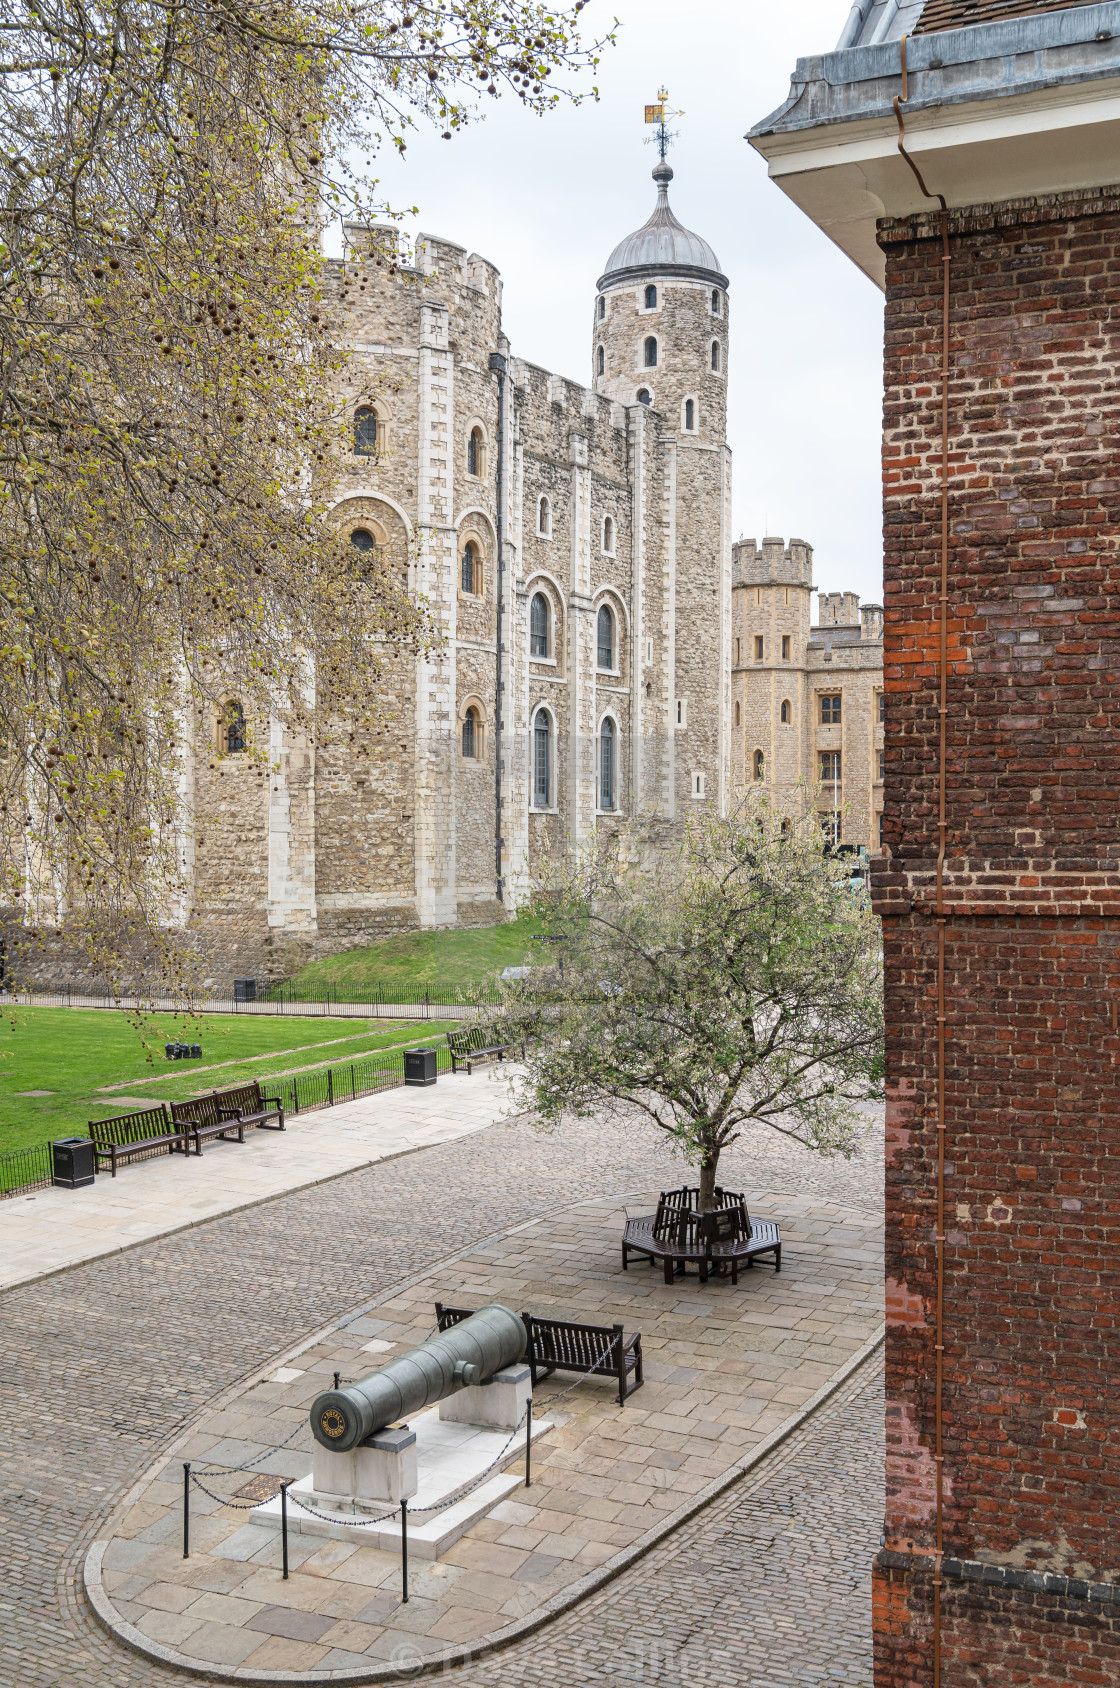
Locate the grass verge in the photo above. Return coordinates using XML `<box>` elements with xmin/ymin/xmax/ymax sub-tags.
<box><xmin>285</xmin><ymin>916</ymin><xmax>541</xmax><ymax>991</ymax></box>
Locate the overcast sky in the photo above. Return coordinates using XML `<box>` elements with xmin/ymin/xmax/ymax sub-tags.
<box><xmin>353</xmin><ymin>0</ymin><xmax>885</xmax><ymax>607</ymax></box>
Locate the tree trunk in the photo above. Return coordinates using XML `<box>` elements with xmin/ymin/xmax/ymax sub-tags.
<box><xmin>698</xmin><ymin>1151</ymin><xmax>720</xmax><ymax>1213</ymax></box>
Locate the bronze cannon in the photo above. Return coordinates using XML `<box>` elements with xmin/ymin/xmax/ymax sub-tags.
<box><xmin>309</xmin><ymin>1303</ymin><xmax>527</xmax><ymax>1452</ymax></box>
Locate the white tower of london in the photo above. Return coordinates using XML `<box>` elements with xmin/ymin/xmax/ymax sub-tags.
<box><xmin>178</xmin><ymin>162</ymin><xmax>734</xmax><ymax>981</ymax></box>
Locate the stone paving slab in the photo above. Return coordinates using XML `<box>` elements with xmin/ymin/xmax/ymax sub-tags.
<box><xmin>87</xmin><ymin>1180</ymin><xmax>882</xmax><ymax>1676</ymax></box>
<box><xmin>0</xmin><ymin>1065</ymin><xmax>519</xmax><ymax>1289</ymax></box>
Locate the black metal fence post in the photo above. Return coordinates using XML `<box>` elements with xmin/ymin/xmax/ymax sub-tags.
<box><xmin>327</xmin><ymin>1067</ymin><xmax>333</xmax><ymax>1106</ymax></box>
<box><xmin>525</xmin><ymin>1400</ymin><xmax>532</xmax><ymax>1487</ymax></box>
<box><xmin>400</xmin><ymin>1499</ymin><xmax>409</xmax><ymax>1603</ymax></box>
<box><xmin>281</xmin><ymin>1481</ymin><xmax>291</xmax><ymax>1579</ymax></box>
<box><xmin>183</xmin><ymin>1463</ymin><xmax>190</xmax><ymax>1558</ymax></box>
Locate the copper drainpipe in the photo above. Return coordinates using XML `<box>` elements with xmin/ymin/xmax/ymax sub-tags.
<box><xmin>893</xmin><ymin>37</ymin><xmax>951</xmax><ymax>1688</ymax></box>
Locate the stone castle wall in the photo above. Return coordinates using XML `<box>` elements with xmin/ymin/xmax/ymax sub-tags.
<box><xmin>731</xmin><ymin>537</ymin><xmax>884</xmax><ymax>851</ymax></box>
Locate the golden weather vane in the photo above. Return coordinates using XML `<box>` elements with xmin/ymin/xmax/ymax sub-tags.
<box><xmin>644</xmin><ymin>86</ymin><xmax>683</xmax><ymax>161</ymax></box>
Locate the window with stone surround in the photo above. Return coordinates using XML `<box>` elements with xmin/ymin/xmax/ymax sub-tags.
<box><xmin>462</xmin><ymin>706</ymin><xmax>479</xmax><ymax>759</ymax></box>
<box><xmin>683</xmin><ymin>397</ymin><xmax>695</xmax><ymax>431</ymax></box>
<box><xmin>878</xmin><ymin>690</ymin><xmax>886</xmax><ymax>723</ymax></box>
<box><xmin>219</xmin><ymin>699</ymin><xmax>246</xmax><ymax>756</ymax></box>
<box><xmin>711</xmin><ymin>340</ymin><xmax>720</xmax><ymax>372</ymax></box>
<box><xmin>820</xmin><ymin>749</ymin><xmax>841</xmax><ymax>784</ymax></box>
<box><xmin>755</xmin><ymin>635</ymin><xmax>764</xmax><ymax>661</ymax></box>
<box><xmin>533</xmin><ymin>709</ymin><xmax>551</xmax><ymax>807</ymax></box>
<box><xmin>821</xmin><ymin>693</ymin><xmax>842</xmax><ymax>724</ymax></box>
<box><xmin>781</xmin><ymin>699</ymin><xmax>791</xmax><ymax>723</ymax></box>
<box><xmin>537</xmin><ymin>495</ymin><xmax>552</xmax><ymax>538</ymax></box>
<box><xmin>782</xmin><ymin>634</ymin><xmax>791</xmax><ymax>660</ymax></box>
<box><xmin>597</xmin><ymin>295</ymin><xmax>606</xmax><ymax>321</ymax></box>
<box><xmin>645</xmin><ymin>284</ymin><xmax>658</xmax><ymax>309</ymax></box>
<box><xmin>710</xmin><ymin>289</ymin><xmax>722</xmax><ymax>316</ymax></box>
<box><xmin>601</xmin><ymin>514</ymin><xmax>616</xmax><ymax>556</ymax></box>
<box><xmin>353</xmin><ymin>406</ymin><xmax>378</xmax><ymax>455</ymax></box>
<box><xmin>637</xmin><ymin>388</ymin><xmax>652</xmax><ymax>406</ymax></box>
<box><xmin>878</xmin><ymin>749</ymin><xmax>886</xmax><ymax>782</ymax></box>
<box><xmin>530</xmin><ymin>592</ymin><xmax>549</xmax><ymax>658</ymax></box>
<box><xmin>460</xmin><ymin>540</ymin><xmax>480</xmax><ymax>596</ymax></box>
<box><xmin>643</xmin><ymin>336</ymin><xmax>657</xmax><ymax>368</ymax></box>
<box><xmin>753</xmin><ymin>749</ymin><xmax>764</xmax><ymax>781</ymax></box>
<box><xmin>734</xmin><ymin>700</ymin><xmax>741</xmax><ymax>726</ymax></box>
<box><xmin>599</xmin><ymin>717</ymin><xmax>616</xmax><ymax>810</ymax></box>
<box><xmin>597</xmin><ymin>604</ymin><xmax>614</xmax><ymax>670</ymax></box>
<box><xmin>467</xmin><ymin>426</ymin><xmax>485</xmax><ymax>478</ymax></box>
<box><xmin>597</xmin><ymin>344</ymin><xmax>605</xmax><ymax>376</ymax></box>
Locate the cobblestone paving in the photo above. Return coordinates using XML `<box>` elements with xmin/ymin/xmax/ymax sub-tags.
<box><xmin>0</xmin><ymin>1104</ymin><xmax>882</xmax><ymax>1687</ymax></box>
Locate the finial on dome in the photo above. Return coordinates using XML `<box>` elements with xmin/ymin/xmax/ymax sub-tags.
<box><xmin>652</xmin><ymin>159</ymin><xmax>673</xmax><ymax>205</ymax></box>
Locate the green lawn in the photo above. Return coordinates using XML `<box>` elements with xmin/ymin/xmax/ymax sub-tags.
<box><xmin>286</xmin><ymin>915</ymin><xmax>542</xmax><ymax>991</ymax></box>
<box><xmin>0</xmin><ymin>1007</ymin><xmax>449</xmax><ymax>1156</ymax></box>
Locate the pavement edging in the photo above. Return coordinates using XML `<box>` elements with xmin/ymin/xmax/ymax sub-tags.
<box><xmin>84</xmin><ymin>1322</ymin><xmax>886</xmax><ymax>1685</ymax></box>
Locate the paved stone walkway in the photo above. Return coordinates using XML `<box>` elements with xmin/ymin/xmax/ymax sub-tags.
<box><xmin>0</xmin><ymin>1066</ymin><xmax>514</xmax><ymax>1289</ymax></box>
<box><xmin>0</xmin><ymin>1104</ymin><xmax>882</xmax><ymax>1687</ymax></box>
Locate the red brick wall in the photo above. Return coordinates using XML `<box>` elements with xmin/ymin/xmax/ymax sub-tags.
<box><xmin>872</xmin><ymin>188</ymin><xmax>1120</xmax><ymax>1685</ymax></box>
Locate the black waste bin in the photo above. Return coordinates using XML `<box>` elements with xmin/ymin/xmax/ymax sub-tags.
<box><xmin>189</xmin><ymin>1044</ymin><xmax>202</xmax><ymax>1059</ymax></box>
<box><xmin>404</xmin><ymin>1048</ymin><xmax>438</xmax><ymax>1087</ymax></box>
<box><xmin>52</xmin><ymin>1137</ymin><xmax>96</xmax><ymax>1189</ymax></box>
<box><xmin>233</xmin><ymin>977</ymin><xmax>257</xmax><ymax>1002</ymax></box>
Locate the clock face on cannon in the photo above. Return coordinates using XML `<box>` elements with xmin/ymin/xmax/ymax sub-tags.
<box><xmin>319</xmin><ymin>1405</ymin><xmax>347</xmax><ymax>1440</ymax></box>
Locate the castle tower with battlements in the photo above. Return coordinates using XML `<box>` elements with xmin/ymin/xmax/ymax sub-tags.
<box><xmin>177</xmin><ymin>160</ymin><xmax>734</xmax><ymax>981</ymax></box>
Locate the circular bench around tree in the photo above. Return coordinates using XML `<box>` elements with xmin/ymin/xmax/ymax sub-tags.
<box><xmin>622</xmin><ymin>1187</ymin><xmax>781</xmax><ymax>1286</ymax></box>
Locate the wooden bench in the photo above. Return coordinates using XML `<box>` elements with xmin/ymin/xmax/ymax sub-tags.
<box><xmin>623</xmin><ymin>1188</ymin><xmax>781</xmax><ymax>1285</ymax></box>
<box><xmin>435</xmin><ymin>1302</ymin><xmax>643</xmax><ymax>1408</ymax></box>
<box><xmin>446</xmin><ymin>1025</ymin><xmax>513</xmax><ymax>1075</ymax></box>
<box><xmin>170</xmin><ymin>1094</ymin><xmax>247</xmax><ymax>1156</ymax></box>
<box><xmin>209</xmin><ymin>1081</ymin><xmax>285</xmax><ymax>1131</ymax></box>
<box><xmin>88</xmin><ymin>1106</ymin><xmax>187</xmax><ymax>1177</ymax></box>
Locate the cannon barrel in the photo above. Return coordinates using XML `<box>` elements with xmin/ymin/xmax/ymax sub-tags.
<box><xmin>310</xmin><ymin>1303</ymin><xmax>527</xmax><ymax>1452</ymax></box>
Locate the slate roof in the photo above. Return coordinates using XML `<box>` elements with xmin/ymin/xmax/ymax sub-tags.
<box><xmin>914</xmin><ymin>0</ymin><xmax>1097</xmax><ymax>31</ymax></box>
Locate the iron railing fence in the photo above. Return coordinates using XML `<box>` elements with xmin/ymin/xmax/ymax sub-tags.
<box><xmin>1</xmin><ymin>981</ymin><xmax>498</xmax><ymax>1020</ymax></box>
<box><xmin>0</xmin><ymin>1141</ymin><xmax>53</xmax><ymax>1200</ymax></box>
<box><xmin>0</xmin><ymin>1038</ymin><xmax>459</xmax><ymax>1199</ymax></box>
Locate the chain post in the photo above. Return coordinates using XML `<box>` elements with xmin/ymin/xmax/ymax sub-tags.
<box><xmin>182</xmin><ymin>1463</ymin><xmax>190</xmax><ymax>1558</ymax></box>
<box><xmin>281</xmin><ymin>1481</ymin><xmax>291</xmax><ymax>1579</ymax></box>
<box><xmin>524</xmin><ymin>1399</ymin><xmax>532</xmax><ymax>1487</ymax></box>
<box><xmin>400</xmin><ymin>1499</ymin><xmax>409</xmax><ymax>1603</ymax></box>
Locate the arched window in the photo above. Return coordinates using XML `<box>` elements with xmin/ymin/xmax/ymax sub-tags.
<box><xmin>684</xmin><ymin>398</ymin><xmax>695</xmax><ymax>431</ymax></box>
<box><xmin>597</xmin><ymin>295</ymin><xmax>606</xmax><ymax>321</ymax></box>
<box><xmin>537</xmin><ymin>495</ymin><xmax>552</xmax><ymax>537</ymax></box>
<box><xmin>221</xmin><ymin>700</ymin><xmax>246</xmax><ymax>755</ymax></box>
<box><xmin>597</xmin><ymin>344</ymin><xmax>605</xmax><ymax>376</ymax></box>
<box><xmin>349</xmin><ymin>528</ymin><xmax>374</xmax><ymax>553</ymax></box>
<box><xmin>643</xmin><ymin>336</ymin><xmax>657</xmax><ymax>368</ymax></box>
<box><xmin>530</xmin><ymin>592</ymin><xmax>549</xmax><ymax>659</ymax></box>
<box><xmin>461</xmin><ymin>540</ymin><xmax>478</xmax><ymax>595</ymax></box>
<box><xmin>597</xmin><ymin>604</ymin><xmax>614</xmax><ymax>671</ymax></box>
<box><xmin>753</xmin><ymin>748</ymin><xmax>764</xmax><ymax>781</ymax></box>
<box><xmin>353</xmin><ymin>406</ymin><xmax>378</xmax><ymax>455</ymax></box>
<box><xmin>711</xmin><ymin>340</ymin><xmax>721</xmax><ymax>372</ymax></box>
<box><xmin>711</xmin><ymin>289</ymin><xmax>722</xmax><ymax>315</ymax></box>
<box><xmin>462</xmin><ymin>706</ymin><xmax>479</xmax><ymax>759</ymax></box>
<box><xmin>637</xmin><ymin>388</ymin><xmax>652</xmax><ymax>406</ymax></box>
<box><xmin>602</xmin><ymin>515</ymin><xmax>615</xmax><ymax>556</ymax></box>
<box><xmin>734</xmin><ymin>700</ymin><xmax>741</xmax><ymax>726</ymax></box>
<box><xmin>644</xmin><ymin>284</ymin><xmax>657</xmax><ymax>309</ymax></box>
<box><xmin>599</xmin><ymin>717</ymin><xmax>615</xmax><ymax>811</ymax></box>
<box><xmin>781</xmin><ymin>699</ymin><xmax>791</xmax><ymax>724</ymax></box>
<box><xmin>467</xmin><ymin>426</ymin><xmax>484</xmax><ymax>477</ymax></box>
<box><xmin>533</xmin><ymin>709</ymin><xmax>551</xmax><ymax>807</ymax></box>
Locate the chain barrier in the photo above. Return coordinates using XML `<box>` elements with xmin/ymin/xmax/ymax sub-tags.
<box><xmin>189</xmin><ymin>1337</ymin><xmax>624</xmax><ymax>1527</ymax></box>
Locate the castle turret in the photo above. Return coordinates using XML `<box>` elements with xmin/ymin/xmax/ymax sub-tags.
<box><xmin>591</xmin><ymin>161</ymin><xmax>729</xmax><ymax>447</ymax></box>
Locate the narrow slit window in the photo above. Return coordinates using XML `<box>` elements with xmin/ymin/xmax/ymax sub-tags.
<box><xmin>602</xmin><ymin>515</ymin><xmax>615</xmax><ymax>555</ymax></box>
<box><xmin>645</xmin><ymin>284</ymin><xmax>657</xmax><ymax>309</ymax></box>
<box><xmin>599</xmin><ymin>718</ymin><xmax>615</xmax><ymax>810</ymax></box>
<box><xmin>467</xmin><ymin>426</ymin><xmax>484</xmax><ymax>477</ymax></box>
<box><xmin>461</xmin><ymin>541</ymin><xmax>477</xmax><ymax>595</ymax></box>
<box><xmin>684</xmin><ymin>398</ymin><xmax>695</xmax><ymax>431</ymax></box>
<box><xmin>222</xmin><ymin>700</ymin><xmax>246</xmax><ymax>755</ymax></box>
<box><xmin>781</xmin><ymin>699</ymin><xmax>791</xmax><ymax>724</ymax></box>
<box><xmin>597</xmin><ymin>344</ymin><xmax>605</xmax><ymax>376</ymax></box>
<box><xmin>537</xmin><ymin>495</ymin><xmax>552</xmax><ymax>537</ymax></box>
<box><xmin>533</xmin><ymin>710</ymin><xmax>551</xmax><ymax>807</ymax></box>
<box><xmin>782</xmin><ymin>634</ymin><xmax>790</xmax><ymax>660</ymax></box>
<box><xmin>711</xmin><ymin>340</ymin><xmax>720</xmax><ymax>372</ymax></box>
<box><xmin>753</xmin><ymin>749</ymin><xmax>764</xmax><ymax>781</ymax></box>
<box><xmin>644</xmin><ymin>336</ymin><xmax>657</xmax><ymax>368</ymax></box>
<box><xmin>462</xmin><ymin>707</ymin><xmax>478</xmax><ymax>759</ymax></box>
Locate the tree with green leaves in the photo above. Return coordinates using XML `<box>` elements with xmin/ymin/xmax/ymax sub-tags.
<box><xmin>0</xmin><ymin>0</ymin><xmax>610</xmax><ymax>986</ymax></box>
<box><xmin>485</xmin><ymin>802</ymin><xmax>884</xmax><ymax>1211</ymax></box>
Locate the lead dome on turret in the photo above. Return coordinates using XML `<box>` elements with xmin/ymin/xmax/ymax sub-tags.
<box><xmin>597</xmin><ymin>162</ymin><xmax>728</xmax><ymax>291</ymax></box>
